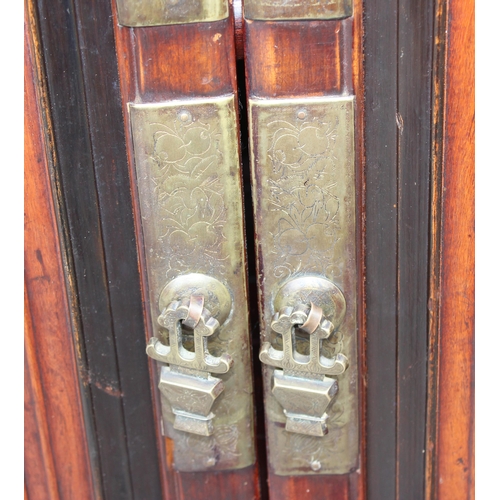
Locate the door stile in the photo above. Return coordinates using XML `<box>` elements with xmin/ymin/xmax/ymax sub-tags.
<box><xmin>425</xmin><ymin>0</ymin><xmax>475</xmax><ymax>497</ymax></box>
<box><xmin>111</xmin><ymin>3</ymin><xmax>260</xmax><ymax>498</ymax></box>
<box><xmin>29</xmin><ymin>0</ymin><xmax>165</xmax><ymax>496</ymax></box>
<box><xmin>243</xmin><ymin>1</ymin><xmax>366</xmax><ymax>497</ymax></box>
<box><xmin>24</xmin><ymin>5</ymin><xmax>96</xmax><ymax>497</ymax></box>
<box><xmin>363</xmin><ymin>0</ymin><xmax>441</xmax><ymax>497</ymax></box>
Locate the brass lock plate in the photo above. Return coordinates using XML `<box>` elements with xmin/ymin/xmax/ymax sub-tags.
<box><xmin>248</xmin><ymin>96</ymin><xmax>359</xmax><ymax>475</ymax></box>
<box><xmin>129</xmin><ymin>96</ymin><xmax>255</xmax><ymax>471</ymax></box>
<box><xmin>116</xmin><ymin>0</ymin><xmax>228</xmax><ymax>27</ymax></box>
<box><xmin>244</xmin><ymin>0</ymin><xmax>352</xmax><ymax>21</ymax></box>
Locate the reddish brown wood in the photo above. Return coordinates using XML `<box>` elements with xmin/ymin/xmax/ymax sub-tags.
<box><xmin>271</xmin><ymin>475</ymin><xmax>349</xmax><ymax>499</ymax></box>
<box><xmin>233</xmin><ymin>0</ymin><xmax>244</xmax><ymax>60</ymax></box>
<box><xmin>112</xmin><ymin>6</ymin><xmax>260</xmax><ymax>498</ymax></box>
<box><xmin>25</xmin><ymin>292</ymin><xmax>60</xmax><ymax>500</ymax></box>
<box><xmin>245</xmin><ymin>19</ymin><xmax>348</xmax><ymax>98</ymax></box>
<box><xmin>430</xmin><ymin>0</ymin><xmax>475</xmax><ymax>497</ymax></box>
<box><xmin>352</xmin><ymin>0</ymin><xmax>366</xmax><ymax>498</ymax></box>
<box><xmin>244</xmin><ymin>6</ymin><xmax>363</xmax><ymax>500</ymax></box>
<box><xmin>175</xmin><ymin>467</ymin><xmax>259</xmax><ymax>500</ymax></box>
<box><xmin>24</xmin><ymin>7</ymin><xmax>95</xmax><ymax>498</ymax></box>
<box><xmin>116</xmin><ymin>19</ymin><xmax>237</xmax><ymax>103</ymax></box>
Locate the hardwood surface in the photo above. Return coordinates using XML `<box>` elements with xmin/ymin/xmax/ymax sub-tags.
<box><xmin>114</xmin><ymin>19</ymin><xmax>237</xmax><ymax>103</ymax></box>
<box><xmin>364</xmin><ymin>0</ymin><xmax>399</xmax><ymax>493</ymax></box>
<box><xmin>244</xmin><ymin>7</ymin><xmax>361</xmax><ymax>500</ymax></box>
<box><xmin>31</xmin><ymin>0</ymin><xmax>164</xmax><ymax>496</ymax></box>
<box><xmin>364</xmin><ymin>0</ymin><xmax>434</xmax><ymax>497</ymax></box>
<box><xmin>395</xmin><ymin>0</ymin><xmax>434</xmax><ymax>497</ymax></box>
<box><xmin>25</xmin><ymin>0</ymin><xmax>474</xmax><ymax>496</ymax></box>
<box><xmin>245</xmin><ymin>19</ymin><xmax>348</xmax><ymax>98</ymax></box>
<box><xmin>24</xmin><ymin>9</ymin><xmax>94</xmax><ymax>498</ymax></box>
<box><xmin>426</xmin><ymin>0</ymin><xmax>475</xmax><ymax>497</ymax></box>
<box><xmin>112</xmin><ymin>5</ymin><xmax>260</xmax><ymax>499</ymax></box>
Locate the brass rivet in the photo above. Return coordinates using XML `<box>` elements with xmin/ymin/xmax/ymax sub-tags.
<box><xmin>297</xmin><ymin>110</ymin><xmax>306</xmax><ymax>119</ymax></box>
<box><xmin>311</xmin><ymin>460</ymin><xmax>321</xmax><ymax>471</ymax></box>
<box><xmin>179</xmin><ymin>111</ymin><xmax>190</xmax><ymax>122</ymax></box>
<box><xmin>206</xmin><ymin>457</ymin><xmax>216</xmax><ymax>467</ymax></box>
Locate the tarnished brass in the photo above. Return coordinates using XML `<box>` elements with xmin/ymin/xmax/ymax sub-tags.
<box><xmin>150</xmin><ymin>294</ymin><xmax>233</xmax><ymax>374</ymax></box>
<box><xmin>116</xmin><ymin>0</ymin><xmax>228</xmax><ymax>27</ymax></box>
<box><xmin>148</xmin><ymin>290</ymin><xmax>232</xmax><ymax>436</ymax></box>
<box><xmin>244</xmin><ymin>0</ymin><xmax>352</xmax><ymax>21</ymax></box>
<box><xmin>249</xmin><ymin>96</ymin><xmax>358</xmax><ymax>475</ymax></box>
<box><xmin>129</xmin><ymin>96</ymin><xmax>255</xmax><ymax>471</ymax></box>
<box><xmin>159</xmin><ymin>274</ymin><xmax>232</xmax><ymax>326</ymax></box>
<box><xmin>261</xmin><ymin>288</ymin><xmax>349</xmax><ymax>437</ymax></box>
<box><xmin>261</xmin><ymin>298</ymin><xmax>348</xmax><ymax>377</ymax></box>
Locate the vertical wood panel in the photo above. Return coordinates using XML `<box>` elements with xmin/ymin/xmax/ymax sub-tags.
<box><xmin>428</xmin><ymin>0</ymin><xmax>475</xmax><ymax>497</ymax></box>
<box><xmin>72</xmin><ymin>0</ymin><xmax>164</xmax><ymax>497</ymax></box>
<box><xmin>396</xmin><ymin>0</ymin><xmax>433</xmax><ymax>498</ymax></box>
<box><xmin>24</xmin><ymin>11</ymin><xmax>95</xmax><ymax>497</ymax></box>
<box><xmin>364</xmin><ymin>0</ymin><xmax>398</xmax><ymax>495</ymax></box>
<box><xmin>31</xmin><ymin>0</ymin><xmax>164</xmax><ymax>496</ymax></box>
<box><xmin>33</xmin><ymin>0</ymin><xmax>133</xmax><ymax>495</ymax></box>
<box><xmin>365</xmin><ymin>0</ymin><xmax>435</xmax><ymax>497</ymax></box>
<box><xmin>244</xmin><ymin>6</ymin><xmax>361</xmax><ymax>499</ymax></box>
<box><xmin>112</xmin><ymin>6</ymin><xmax>260</xmax><ymax>498</ymax></box>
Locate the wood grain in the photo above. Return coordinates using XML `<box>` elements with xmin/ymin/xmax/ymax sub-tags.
<box><xmin>112</xmin><ymin>6</ymin><xmax>260</xmax><ymax>499</ymax></box>
<box><xmin>115</xmin><ymin>19</ymin><xmax>237</xmax><ymax>103</ymax></box>
<box><xmin>363</xmin><ymin>0</ymin><xmax>398</xmax><ymax>494</ymax></box>
<box><xmin>271</xmin><ymin>475</ymin><xmax>350</xmax><ymax>499</ymax></box>
<box><xmin>32</xmin><ymin>0</ymin><xmax>165</xmax><ymax>495</ymax></box>
<box><xmin>72</xmin><ymin>0</ymin><xmax>165</xmax><ymax>496</ymax></box>
<box><xmin>175</xmin><ymin>467</ymin><xmax>260</xmax><ymax>500</ymax></box>
<box><xmin>426</xmin><ymin>0</ymin><xmax>475</xmax><ymax>497</ymax></box>
<box><xmin>25</xmin><ymin>292</ymin><xmax>60</xmax><ymax>500</ymax></box>
<box><xmin>364</xmin><ymin>0</ymin><xmax>435</xmax><ymax>498</ymax></box>
<box><xmin>395</xmin><ymin>0</ymin><xmax>434</xmax><ymax>498</ymax></box>
<box><xmin>244</xmin><ymin>10</ymin><xmax>360</xmax><ymax>500</ymax></box>
<box><xmin>245</xmin><ymin>19</ymin><xmax>348</xmax><ymax>98</ymax></box>
<box><xmin>24</xmin><ymin>10</ymin><xmax>94</xmax><ymax>498</ymax></box>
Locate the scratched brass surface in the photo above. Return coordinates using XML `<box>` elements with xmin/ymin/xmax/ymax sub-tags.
<box><xmin>116</xmin><ymin>0</ymin><xmax>228</xmax><ymax>27</ymax></box>
<box><xmin>244</xmin><ymin>0</ymin><xmax>352</xmax><ymax>21</ymax></box>
<box><xmin>129</xmin><ymin>96</ymin><xmax>255</xmax><ymax>471</ymax></box>
<box><xmin>248</xmin><ymin>96</ymin><xmax>358</xmax><ymax>475</ymax></box>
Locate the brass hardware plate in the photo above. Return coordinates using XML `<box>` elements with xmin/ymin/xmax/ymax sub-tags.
<box><xmin>148</xmin><ymin>285</ymin><xmax>233</xmax><ymax>436</ymax></box>
<box><xmin>116</xmin><ymin>0</ymin><xmax>228</xmax><ymax>27</ymax></box>
<box><xmin>249</xmin><ymin>96</ymin><xmax>358</xmax><ymax>475</ymax></box>
<box><xmin>244</xmin><ymin>0</ymin><xmax>352</xmax><ymax>21</ymax></box>
<box><xmin>129</xmin><ymin>96</ymin><xmax>255</xmax><ymax>471</ymax></box>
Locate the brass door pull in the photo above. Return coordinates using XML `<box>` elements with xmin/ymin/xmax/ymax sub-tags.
<box><xmin>150</xmin><ymin>296</ymin><xmax>232</xmax><ymax>375</ymax></box>
<box><xmin>130</xmin><ymin>97</ymin><xmax>255</xmax><ymax>470</ymax></box>
<box><xmin>146</xmin><ymin>275</ymin><xmax>234</xmax><ymax>437</ymax></box>
<box><xmin>259</xmin><ymin>276</ymin><xmax>348</xmax><ymax>437</ymax></box>
<box><xmin>249</xmin><ymin>96</ymin><xmax>358</xmax><ymax>474</ymax></box>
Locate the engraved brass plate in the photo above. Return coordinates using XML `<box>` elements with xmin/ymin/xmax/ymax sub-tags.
<box><xmin>129</xmin><ymin>96</ymin><xmax>255</xmax><ymax>471</ymax></box>
<box><xmin>248</xmin><ymin>96</ymin><xmax>358</xmax><ymax>475</ymax></box>
<box><xmin>244</xmin><ymin>0</ymin><xmax>352</xmax><ymax>21</ymax></box>
<box><xmin>116</xmin><ymin>0</ymin><xmax>228</xmax><ymax>27</ymax></box>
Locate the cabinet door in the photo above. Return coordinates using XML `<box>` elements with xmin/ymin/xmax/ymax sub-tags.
<box><xmin>24</xmin><ymin>0</ymin><xmax>474</xmax><ymax>498</ymax></box>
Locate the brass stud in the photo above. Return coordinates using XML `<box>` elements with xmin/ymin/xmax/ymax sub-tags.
<box><xmin>311</xmin><ymin>460</ymin><xmax>322</xmax><ymax>471</ymax></box>
<box><xmin>179</xmin><ymin>110</ymin><xmax>191</xmax><ymax>122</ymax></box>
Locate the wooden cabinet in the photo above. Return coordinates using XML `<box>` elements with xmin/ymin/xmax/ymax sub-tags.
<box><xmin>24</xmin><ymin>0</ymin><xmax>474</xmax><ymax>498</ymax></box>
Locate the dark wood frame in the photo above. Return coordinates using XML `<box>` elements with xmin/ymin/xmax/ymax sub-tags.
<box><xmin>24</xmin><ymin>0</ymin><xmax>474</xmax><ymax>497</ymax></box>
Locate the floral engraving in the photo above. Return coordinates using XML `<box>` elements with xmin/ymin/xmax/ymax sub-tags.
<box><xmin>266</xmin><ymin>115</ymin><xmax>343</xmax><ymax>279</ymax></box>
<box><xmin>148</xmin><ymin>113</ymin><xmax>228</xmax><ymax>280</ymax></box>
